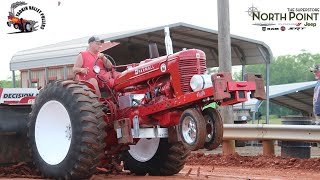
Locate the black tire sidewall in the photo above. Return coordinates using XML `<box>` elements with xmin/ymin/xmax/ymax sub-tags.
<box><xmin>122</xmin><ymin>138</ymin><xmax>168</xmax><ymax>175</ymax></box>
<box><xmin>203</xmin><ymin>107</ymin><xmax>223</xmax><ymax>150</ymax></box>
<box><xmin>122</xmin><ymin>138</ymin><xmax>189</xmax><ymax>176</ymax></box>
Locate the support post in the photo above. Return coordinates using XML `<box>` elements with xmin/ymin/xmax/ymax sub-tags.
<box><xmin>63</xmin><ymin>65</ymin><xmax>68</xmax><ymax>80</ymax></box>
<box><xmin>241</xmin><ymin>64</ymin><xmax>246</xmax><ymax>109</ymax></box>
<box><xmin>218</xmin><ymin>0</ymin><xmax>235</xmax><ymax>154</ymax></box>
<box><xmin>45</xmin><ymin>67</ymin><xmax>49</xmax><ymax>85</ymax></box>
<box><xmin>263</xmin><ymin>140</ymin><xmax>275</xmax><ymax>155</ymax></box>
<box><xmin>28</xmin><ymin>69</ymin><xmax>31</xmax><ymax>88</ymax></box>
<box><xmin>258</xmin><ymin>46</ymin><xmax>270</xmax><ymax>124</ymax></box>
<box><xmin>266</xmin><ymin>63</ymin><xmax>270</xmax><ymax>124</ymax></box>
<box><xmin>12</xmin><ymin>70</ymin><xmax>16</xmax><ymax>88</ymax></box>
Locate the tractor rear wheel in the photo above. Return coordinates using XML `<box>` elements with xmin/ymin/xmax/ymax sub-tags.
<box><xmin>28</xmin><ymin>80</ymin><xmax>106</xmax><ymax>179</ymax></box>
<box><xmin>203</xmin><ymin>107</ymin><xmax>223</xmax><ymax>150</ymax></box>
<box><xmin>122</xmin><ymin>138</ymin><xmax>190</xmax><ymax>176</ymax></box>
<box><xmin>179</xmin><ymin>108</ymin><xmax>206</xmax><ymax>151</ymax></box>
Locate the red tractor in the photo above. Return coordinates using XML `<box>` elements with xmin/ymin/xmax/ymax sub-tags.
<box><xmin>7</xmin><ymin>15</ymin><xmax>34</xmax><ymax>32</ymax></box>
<box><xmin>27</xmin><ymin>46</ymin><xmax>265</xmax><ymax>179</ymax></box>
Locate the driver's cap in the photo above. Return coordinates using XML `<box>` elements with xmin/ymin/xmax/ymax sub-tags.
<box><xmin>88</xmin><ymin>36</ymin><xmax>104</xmax><ymax>44</ymax></box>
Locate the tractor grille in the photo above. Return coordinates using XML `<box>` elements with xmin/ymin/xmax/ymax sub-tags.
<box><xmin>178</xmin><ymin>58</ymin><xmax>206</xmax><ymax>93</ymax></box>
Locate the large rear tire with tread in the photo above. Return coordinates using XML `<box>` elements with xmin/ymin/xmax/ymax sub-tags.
<box><xmin>28</xmin><ymin>80</ymin><xmax>106</xmax><ymax>179</ymax></box>
<box><xmin>122</xmin><ymin>138</ymin><xmax>190</xmax><ymax>176</ymax></box>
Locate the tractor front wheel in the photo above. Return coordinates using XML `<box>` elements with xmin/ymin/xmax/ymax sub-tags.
<box><xmin>28</xmin><ymin>80</ymin><xmax>106</xmax><ymax>179</ymax></box>
<box><xmin>203</xmin><ymin>107</ymin><xmax>223</xmax><ymax>150</ymax></box>
<box><xmin>179</xmin><ymin>108</ymin><xmax>206</xmax><ymax>151</ymax></box>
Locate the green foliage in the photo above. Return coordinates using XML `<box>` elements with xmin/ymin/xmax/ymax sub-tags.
<box><xmin>235</xmin><ymin>51</ymin><xmax>320</xmax><ymax>116</ymax></box>
<box><xmin>0</xmin><ymin>74</ymin><xmax>21</xmax><ymax>88</ymax></box>
<box><xmin>236</xmin><ymin>51</ymin><xmax>320</xmax><ymax>85</ymax></box>
<box><xmin>0</xmin><ymin>80</ymin><xmax>13</xmax><ymax>88</ymax></box>
<box><xmin>258</xmin><ymin>101</ymin><xmax>302</xmax><ymax>117</ymax></box>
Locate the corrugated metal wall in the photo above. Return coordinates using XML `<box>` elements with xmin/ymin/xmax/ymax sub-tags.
<box><xmin>21</xmin><ymin>71</ymin><xmax>28</xmax><ymax>88</ymax></box>
<box><xmin>49</xmin><ymin>68</ymin><xmax>63</xmax><ymax>80</ymax></box>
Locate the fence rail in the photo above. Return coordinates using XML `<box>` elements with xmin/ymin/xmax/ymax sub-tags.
<box><xmin>222</xmin><ymin>124</ymin><xmax>320</xmax><ymax>155</ymax></box>
<box><xmin>223</xmin><ymin>124</ymin><xmax>320</xmax><ymax>142</ymax></box>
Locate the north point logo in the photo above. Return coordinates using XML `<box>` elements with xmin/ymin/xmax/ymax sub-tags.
<box><xmin>246</xmin><ymin>5</ymin><xmax>319</xmax><ymax>32</ymax></box>
<box><xmin>7</xmin><ymin>1</ymin><xmax>46</xmax><ymax>33</ymax></box>
<box><xmin>251</xmin><ymin>9</ymin><xmax>319</xmax><ymax>21</ymax></box>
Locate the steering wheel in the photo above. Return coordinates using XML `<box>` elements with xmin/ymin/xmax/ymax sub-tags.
<box><xmin>93</xmin><ymin>54</ymin><xmax>116</xmax><ymax>74</ymax></box>
<box><xmin>105</xmin><ymin>54</ymin><xmax>117</xmax><ymax>72</ymax></box>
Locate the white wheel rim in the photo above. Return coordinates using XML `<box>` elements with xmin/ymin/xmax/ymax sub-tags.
<box><xmin>182</xmin><ymin>116</ymin><xmax>197</xmax><ymax>144</ymax></box>
<box><xmin>35</xmin><ymin>100</ymin><xmax>72</xmax><ymax>165</ymax></box>
<box><xmin>128</xmin><ymin>138</ymin><xmax>160</xmax><ymax>162</ymax></box>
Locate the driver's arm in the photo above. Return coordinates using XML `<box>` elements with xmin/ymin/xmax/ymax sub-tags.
<box><xmin>73</xmin><ymin>54</ymin><xmax>87</xmax><ymax>74</ymax></box>
<box><xmin>102</xmin><ymin>56</ymin><xmax>113</xmax><ymax>69</ymax></box>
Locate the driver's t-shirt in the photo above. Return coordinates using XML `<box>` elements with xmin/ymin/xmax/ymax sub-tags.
<box><xmin>77</xmin><ymin>51</ymin><xmax>106</xmax><ymax>81</ymax></box>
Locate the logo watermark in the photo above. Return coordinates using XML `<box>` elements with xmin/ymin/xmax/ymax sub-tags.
<box><xmin>246</xmin><ymin>5</ymin><xmax>319</xmax><ymax>32</ymax></box>
<box><xmin>7</xmin><ymin>1</ymin><xmax>46</xmax><ymax>33</ymax></box>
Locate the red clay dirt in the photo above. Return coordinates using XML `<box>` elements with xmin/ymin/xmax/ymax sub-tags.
<box><xmin>0</xmin><ymin>162</ymin><xmax>41</xmax><ymax>179</ymax></box>
<box><xmin>2</xmin><ymin>152</ymin><xmax>320</xmax><ymax>179</ymax></box>
<box><xmin>187</xmin><ymin>152</ymin><xmax>320</xmax><ymax>171</ymax></box>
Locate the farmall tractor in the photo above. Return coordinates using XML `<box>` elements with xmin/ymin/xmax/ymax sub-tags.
<box><xmin>25</xmin><ymin>40</ymin><xmax>265</xmax><ymax>179</ymax></box>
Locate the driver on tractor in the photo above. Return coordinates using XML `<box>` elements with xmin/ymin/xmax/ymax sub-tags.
<box><xmin>73</xmin><ymin>36</ymin><xmax>113</xmax><ymax>97</ymax></box>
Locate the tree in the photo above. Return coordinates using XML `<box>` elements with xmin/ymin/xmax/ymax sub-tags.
<box><xmin>0</xmin><ymin>80</ymin><xmax>12</xmax><ymax>88</ymax></box>
<box><xmin>235</xmin><ymin>51</ymin><xmax>320</xmax><ymax>85</ymax></box>
<box><xmin>0</xmin><ymin>74</ymin><xmax>21</xmax><ymax>88</ymax></box>
<box><xmin>235</xmin><ymin>51</ymin><xmax>320</xmax><ymax>117</ymax></box>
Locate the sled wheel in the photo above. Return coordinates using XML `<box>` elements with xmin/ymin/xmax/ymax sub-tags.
<box><xmin>203</xmin><ymin>107</ymin><xmax>223</xmax><ymax>150</ymax></box>
<box><xmin>179</xmin><ymin>108</ymin><xmax>206</xmax><ymax>151</ymax></box>
<box><xmin>122</xmin><ymin>138</ymin><xmax>190</xmax><ymax>176</ymax></box>
<box><xmin>28</xmin><ymin>80</ymin><xmax>106</xmax><ymax>179</ymax></box>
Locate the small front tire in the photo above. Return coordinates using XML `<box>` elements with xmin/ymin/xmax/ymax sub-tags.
<box><xmin>179</xmin><ymin>108</ymin><xmax>206</xmax><ymax>151</ymax></box>
<box><xmin>203</xmin><ymin>107</ymin><xmax>223</xmax><ymax>150</ymax></box>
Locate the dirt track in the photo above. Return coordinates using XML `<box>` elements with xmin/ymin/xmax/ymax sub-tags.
<box><xmin>2</xmin><ymin>146</ymin><xmax>320</xmax><ymax>179</ymax></box>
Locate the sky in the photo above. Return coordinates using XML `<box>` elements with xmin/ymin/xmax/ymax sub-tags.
<box><xmin>0</xmin><ymin>0</ymin><xmax>319</xmax><ymax>80</ymax></box>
